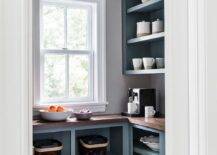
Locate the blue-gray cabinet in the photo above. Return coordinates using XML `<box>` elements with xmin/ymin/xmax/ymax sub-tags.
<box><xmin>122</xmin><ymin>0</ymin><xmax>165</xmax><ymax>75</ymax></box>
<box><xmin>33</xmin><ymin>119</ymin><xmax>165</xmax><ymax>155</ymax></box>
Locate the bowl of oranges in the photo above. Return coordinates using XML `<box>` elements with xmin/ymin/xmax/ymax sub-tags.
<box><xmin>39</xmin><ymin>105</ymin><xmax>72</xmax><ymax>121</ymax></box>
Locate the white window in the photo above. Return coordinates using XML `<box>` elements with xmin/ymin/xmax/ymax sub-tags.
<box><xmin>33</xmin><ymin>0</ymin><xmax>107</xmax><ymax>111</ymax></box>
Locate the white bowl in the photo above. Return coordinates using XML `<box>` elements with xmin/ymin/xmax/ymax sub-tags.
<box><xmin>39</xmin><ymin>110</ymin><xmax>72</xmax><ymax>121</ymax></box>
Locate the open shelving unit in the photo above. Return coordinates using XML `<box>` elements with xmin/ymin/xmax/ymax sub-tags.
<box><xmin>122</xmin><ymin>0</ymin><xmax>165</xmax><ymax>75</ymax></box>
<box><xmin>34</xmin><ymin>124</ymin><xmax>128</xmax><ymax>155</ymax></box>
<box><xmin>122</xmin><ymin>0</ymin><xmax>165</xmax><ymax>154</ymax></box>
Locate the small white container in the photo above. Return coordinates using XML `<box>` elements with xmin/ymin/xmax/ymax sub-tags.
<box><xmin>137</xmin><ymin>21</ymin><xmax>151</xmax><ymax>37</ymax></box>
<box><xmin>128</xmin><ymin>102</ymin><xmax>138</xmax><ymax>114</ymax></box>
<box><xmin>152</xmin><ymin>19</ymin><xmax>164</xmax><ymax>33</ymax></box>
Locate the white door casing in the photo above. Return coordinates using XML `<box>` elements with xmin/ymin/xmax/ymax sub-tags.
<box><xmin>166</xmin><ymin>0</ymin><xmax>207</xmax><ymax>154</ymax></box>
<box><xmin>188</xmin><ymin>0</ymin><xmax>207</xmax><ymax>154</ymax></box>
<box><xmin>165</xmin><ymin>0</ymin><xmax>189</xmax><ymax>154</ymax></box>
<box><xmin>0</xmin><ymin>0</ymin><xmax>33</xmax><ymax>155</ymax></box>
<box><xmin>0</xmin><ymin>0</ymin><xmax>210</xmax><ymax>155</ymax></box>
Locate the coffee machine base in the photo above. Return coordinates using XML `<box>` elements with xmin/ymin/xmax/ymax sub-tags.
<box><xmin>121</xmin><ymin>112</ymin><xmax>142</xmax><ymax>117</ymax></box>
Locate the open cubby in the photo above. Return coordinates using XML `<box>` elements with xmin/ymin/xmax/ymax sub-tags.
<box><xmin>33</xmin><ymin>131</ymin><xmax>71</xmax><ymax>155</ymax></box>
<box><xmin>133</xmin><ymin>127</ymin><xmax>160</xmax><ymax>155</ymax></box>
<box><xmin>75</xmin><ymin>126</ymin><xmax>123</xmax><ymax>155</ymax></box>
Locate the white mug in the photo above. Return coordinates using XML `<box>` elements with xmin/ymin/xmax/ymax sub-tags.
<box><xmin>143</xmin><ymin>57</ymin><xmax>155</xmax><ymax>69</ymax></box>
<box><xmin>132</xmin><ymin>58</ymin><xmax>143</xmax><ymax>70</ymax></box>
<box><xmin>156</xmin><ymin>58</ymin><xmax>164</xmax><ymax>68</ymax></box>
<box><xmin>137</xmin><ymin>21</ymin><xmax>151</xmax><ymax>37</ymax></box>
<box><xmin>145</xmin><ymin>106</ymin><xmax>156</xmax><ymax>118</ymax></box>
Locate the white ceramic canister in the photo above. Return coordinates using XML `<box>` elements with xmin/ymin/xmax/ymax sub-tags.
<box><xmin>137</xmin><ymin>21</ymin><xmax>151</xmax><ymax>37</ymax></box>
<box><xmin>152</xmin><ymin>19</ymin><xmax>164</xmax><ymax>33</ymax></box>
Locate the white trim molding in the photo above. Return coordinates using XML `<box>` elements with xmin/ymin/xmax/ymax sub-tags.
<box><xmin>166</xmin><ymin>0</ymin><xmax>208</xmax><ymax>153</ymax></box>
<box><xmin>21</xmin><ymin>0</ymin><xmax>33</xmax><ymax>154</ymax></box>
<box><xmin>0</xmin><ymin>0</ymin><xmax>33</xmax><ymax>154</ymax></box>
<box><xmin>188</xmin><ymin>0</ymin><xmax>207</xmax><ymax>154</ymax></box>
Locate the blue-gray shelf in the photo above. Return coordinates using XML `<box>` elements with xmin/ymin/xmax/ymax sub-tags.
<box><xmin>125</xmin><ymin>69</ymin><xmax>165</xmax><ymax>75</ymax></box>
<box><xmin>127</xmin><ymin>32</ymin><xmax>164</xmax><ymax>44</ymax></box>
<box><xmin>127</xmin><ymin>0</ymin><xmax>164</xmax><ymax>13</ymax></box>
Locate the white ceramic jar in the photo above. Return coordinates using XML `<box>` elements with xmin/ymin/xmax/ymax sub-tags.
<box><xmin>137</xmin><ymin>21</ymin><xmax>151</xmax><ymax>37</ymax></box>
<box><xmin>152</xmin><ymin>19</ymin><xmax>164</xmax><ymax>33</ymax></box>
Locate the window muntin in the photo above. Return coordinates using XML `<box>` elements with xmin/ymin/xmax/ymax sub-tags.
<box><xmin>39</xmin><ymin>1</ymin><xmax>95</xmax><ymax>103</ymax></box>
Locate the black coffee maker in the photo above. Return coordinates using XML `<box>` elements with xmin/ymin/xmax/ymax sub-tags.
<box><xmin>122</xmin><ymin>88</ymin><xmax>159</xmax><ymax>117</ymax></box>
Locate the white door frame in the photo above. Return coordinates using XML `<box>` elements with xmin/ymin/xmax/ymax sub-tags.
<box><xmin>165</xmin><ymin>0</ymin><xmax>207</xmax><ymax>154</ymax></box>
<box><xmin>0</xmin><ymin>0</ymin><xmax>207</xmax><ymax>154</ymax></box>
<box><xmin>188</xmin><ymin>0</ymin><xmax>207</xmax><ymax>154</ymax></box>
<box><xmin>0</xmin><ymin>0</ymin><xmax>32</xmax><ymax>155</ymax></box>
<box><xmin>21</xmin><ymin>0</ymin><xmax>33</xmax><ymax>154</ymax></box>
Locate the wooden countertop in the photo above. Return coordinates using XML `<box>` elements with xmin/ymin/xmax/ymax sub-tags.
<box><xmin>128</xmin><ymin>117</ymin><xmax>165</xmax><ymax>131</ymax></box>
<box><xmin>33</xmin><ymin>115</ymin><xmax>165</xmax><ymax>132</ymax></box>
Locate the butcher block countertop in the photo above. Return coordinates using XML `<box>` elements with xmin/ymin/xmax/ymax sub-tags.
<box><xmin>33</xmin><ymin>115</ymin><xmax>165</xmax><ymax>132</ymax></box>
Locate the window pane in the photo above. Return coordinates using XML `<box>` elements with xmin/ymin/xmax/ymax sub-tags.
<box><xmin>42</xmin><ymin>5</ymin><xmax>64</xmax><ymax>49</ymax></box>
<box><xmin>43</xmin><ymin>54</ymin><xmax>66</xmax><ymax>100</ymax></box>
<box><xmin>69</xmin><ymin>55</ymin><xmax>89</xmax><ymax>98</ymax></box>
<box><xmin>67</xmin><ymin>8</ymin><xmax>88</xmax><ymax>50</ymax></box>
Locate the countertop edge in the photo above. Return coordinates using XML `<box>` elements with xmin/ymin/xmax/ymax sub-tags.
<box><xmin>33</xmin><ymin>115</ymin><xmax>165</xmax><ymax>132</ymax></box>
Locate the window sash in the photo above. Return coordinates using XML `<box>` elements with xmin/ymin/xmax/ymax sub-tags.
<box><xmin>40</xmin><ymin>49</ymin><xmax>94</xmax><ymax>103</ymax></box>
<box><xmin>34</xmin><ymin>0</ymin><xmax>105</xmax><ymax>106</ymax></box>
<box><xmin>39</xmin><ymin>1</ymin><xmax>95</xmax><ymax>104</ymax></box>
<box><xmin>40</xmin><ymin>1</ymin><xmax>93</xmax><ymax>51</ymax></box>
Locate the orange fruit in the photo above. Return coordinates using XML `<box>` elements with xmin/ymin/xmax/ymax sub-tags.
<box><xmin>57</xmin><ymin>106</ymin><xmax>65</xmax><ymax>112</ymax></box>
<box><xmin>48</xmin><ymin>105</ymin><xmax>57</xmax><ymax>112</ymax></box>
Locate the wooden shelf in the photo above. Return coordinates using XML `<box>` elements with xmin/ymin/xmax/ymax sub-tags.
<box><xmin>127</xmin><ymin>32</ymin><xmax>164</xmax><ymax>44</ymax></box>
<box><xmin>127</xmin><ymin>0</ymin><xmax>164</xmax><ymax>13</ymax></box>
<box><xmin>134</xmin><ymin>142</ymin><xmax>159</xmax><ymax>155</ymax></box>
<box><xmin>125</xmin><ymin>69</ymin><xmax>165</xmax><ymax>75</ymax></box>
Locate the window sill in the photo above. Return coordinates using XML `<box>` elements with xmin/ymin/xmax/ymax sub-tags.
<box><xmin>33</xmin><ymin>101</ymin><xmax>109</xmax><ymax>113</ymax></box>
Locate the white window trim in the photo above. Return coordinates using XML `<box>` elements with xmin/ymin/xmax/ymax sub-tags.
<box><xmin>33</xmin><ymin>0</ymin><xmax>107</xmax><ymax>112</ymax></box>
